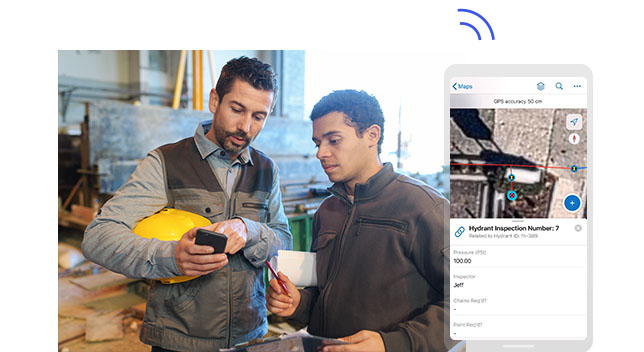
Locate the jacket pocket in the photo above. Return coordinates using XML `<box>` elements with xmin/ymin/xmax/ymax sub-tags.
<box><xmin>144</xmin><ymin>280</ymin><xmax>165</xmax><ymax>323</ymax></box>
<box><xmin>312</xmin><ymin>231</ymin><xmax>337</xmax><ymax>288</ymax></box>
<box><xmin>241</xmin><ymin>202</ymin><xmax>268</xmax><ymax>210</ymax></box>
<box><xmin>356</xmin><ymin>216</ymin><xmax>408</xmax><ymax>234</ymax></box>
<box><xmin>355</xmin><ymin>217</ymin><xmax>410</xmax><ymax>259</ymax></box>
<box><xmin>161</xmin><ymin>272</ymin><xmax>228</xmax><ymax>339</ymax></box>
<box><xmin>163</xmin><ymin>277</ymin><xmax>203</xmax><ymax>312</ymax></box>
<box><xmin>231</xmin><ymin>266</ymin><xmax>266</xmax><ymax>338</ymax></box>
<box><xmin>234</xmin><ymin>198</ymin><xmax>269</xmax><ymax>223</ymax></box>
<box><xmin>172</xmin><ymin>192</ymin><xmax>225</xmax><ymax>223</ymax></box>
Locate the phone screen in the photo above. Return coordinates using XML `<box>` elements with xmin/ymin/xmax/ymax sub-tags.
<box><xmin>445</xmin><ymin>65</ymin><xmax>592</xmax><ymax>351</ymax></box>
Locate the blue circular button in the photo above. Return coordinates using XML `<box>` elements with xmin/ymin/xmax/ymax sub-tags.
<box><xmin>563</xmin><ymin>194</ymin><xmax>582</xmax><ymax>212</ymax></box>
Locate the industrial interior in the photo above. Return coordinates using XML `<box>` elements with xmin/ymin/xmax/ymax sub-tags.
<box><xmin>57</xmin><ymin>50</ymin><xmax>447</xmax><ymax>351</ymax></box>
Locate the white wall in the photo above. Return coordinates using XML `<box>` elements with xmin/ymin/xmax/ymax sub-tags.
<box><xmin>59</xmin><ymin>50</ymin><xmax>132</xmax><ymax>85</ymax></box>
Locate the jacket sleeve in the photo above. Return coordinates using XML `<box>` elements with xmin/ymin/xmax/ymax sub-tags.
<box><xmin>238</xmin><ymin>164</ymin><xmax>293</xmax><ymax>268</ymax></box>
<box><xmin>285</xmin><ymin>287</ymin><xmax>319</xmax><ymax>326</ymax></box>
<box><xmin>379</xmin><ymin>198</ymin><xmax>452</xmax><ymax>352</ymax></box>
<box><xmin>81</xmin><ymin>150</ymin><xmax>182</xmax><ymax>279</ymax></box>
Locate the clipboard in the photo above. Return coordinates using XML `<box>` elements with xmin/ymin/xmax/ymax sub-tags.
<box><xmin>220</xmin><ymin>330</ymin><xmax>347</xmax><ymax>352</ymax></box>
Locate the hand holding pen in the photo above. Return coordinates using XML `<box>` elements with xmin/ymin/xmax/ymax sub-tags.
<box><xmin>265</xmin><ymin>262</ymin><xmax>301</xmax><ymax>317</ymax></box>
<box><xmin>265</xmin><ymin>260</ymin><xmax>291</xmax><ymax>297</ymax></box>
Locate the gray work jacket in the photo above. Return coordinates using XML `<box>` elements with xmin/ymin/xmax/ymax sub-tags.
<box><xmin>82</xmin><ymin>124</ymin><xmax>292</xmax><ymax>351</ymax></box>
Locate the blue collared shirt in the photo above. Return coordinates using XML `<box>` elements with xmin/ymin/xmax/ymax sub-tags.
<box><xmin>194</xmin><ymin>120</ymin><xmax>252</xmax><ymax>198</ymax></box>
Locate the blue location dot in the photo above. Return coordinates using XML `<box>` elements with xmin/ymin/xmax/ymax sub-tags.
<box><xmin>507</xmin><ymin>190</ymin><xmax>517</xmax><ymax>201</ymax></box>
<box><xmin>508</xmin><ymin>174</ymin><xmax>515</xmax><ymax>182</ymax></box>
<box><xmin>563</xmin><ymin>194</ymin><xmax>582</xmax><ymax>212</ymax></box>
<box><xmin>570</xmin><ymin>165</ymin><xmax>578</xmax><ymax>173</ymax></box>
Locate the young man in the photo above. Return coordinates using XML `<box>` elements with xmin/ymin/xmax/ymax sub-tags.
<box><xmin>82</xmin><ymin>57</ymin><xmax>292</xmax><ymax>352</ymax></box>
<box><xmin>266</xmin><ymin>90</ymin><xmax>452</xmax><ymax>351</ymax></box>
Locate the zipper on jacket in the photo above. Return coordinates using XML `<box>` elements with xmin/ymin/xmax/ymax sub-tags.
<box><xmin>320</xmin><ymin>198</ymin><xmax>356</xmax><ymax>334</ymax></box>
<box><xmin>226</xmin><ymin>261</ymin><xmax>232</xmax><ymax>346</ymax></box>
<box><xmin>241</xmin><ymin>202</ymin><xmax>268</xmax><ymax>210</ymax></box>
<box><xmin>357</xmin><ymin>217</ymin><xmax>408</xmax><ymax>232</ymax></box>
<box><xmin>226</xmin><ymin>169</ymin><xmax>243</xmax><ymax>347</ymax></box>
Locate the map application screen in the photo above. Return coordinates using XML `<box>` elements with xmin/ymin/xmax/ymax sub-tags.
<box><xmin>449</xmin><ymin>76</ymin><xmax>589</xmax><ymax>341</ymax></box>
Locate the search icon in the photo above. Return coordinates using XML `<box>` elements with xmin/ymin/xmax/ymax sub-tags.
<box><xmin>556</xmin><ymin>82</ymin><xmax>563</xmax><ymax>90</ymax></box>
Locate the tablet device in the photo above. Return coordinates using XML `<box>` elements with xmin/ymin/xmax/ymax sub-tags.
<box><xmin>445</xmin><ymin>64</ymin><xmax>592</xmax><ymax>352</ymax></box>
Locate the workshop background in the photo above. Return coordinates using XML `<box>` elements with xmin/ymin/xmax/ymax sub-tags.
<box><xmin>57</xmin><ymin>50</ymin><xmax>447</xmax><ymax>351</ymax></box>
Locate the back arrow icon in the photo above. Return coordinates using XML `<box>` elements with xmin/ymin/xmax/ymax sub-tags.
<box><xmin>452</xmin><ymin>82</ymin><xmax>458</xmax><ymax>90</ymax></box>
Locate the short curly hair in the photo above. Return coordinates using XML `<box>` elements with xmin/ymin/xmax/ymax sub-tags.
<box><xmin>215</xmin><ymin>56</ymin><xmax>278</xmax><ymax>108</ymax></box>
<box><xmin>310</xmin><ymin>89</ymin><xmax>385</xmax><ymax>153</ymax></box>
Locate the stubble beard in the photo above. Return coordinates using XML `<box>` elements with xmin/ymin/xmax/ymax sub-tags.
<box><xmin>215</xmin><ymin>127</ymin><xmax>250</xmax><ymax>154</ymax></box>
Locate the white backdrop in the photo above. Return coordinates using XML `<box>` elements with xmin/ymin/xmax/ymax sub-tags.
<box><xmin>6</xmin><ymin>0</ymin><xmax>641</xmax><ymax>349</ymax></box>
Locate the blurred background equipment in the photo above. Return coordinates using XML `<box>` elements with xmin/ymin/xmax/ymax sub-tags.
<box><xmin>58</xmin><ymin>50</ymin><xmax>448</xmax><ymax>351</ymax></box>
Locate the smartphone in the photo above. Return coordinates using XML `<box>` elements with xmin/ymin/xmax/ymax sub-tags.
<box><xmin>445</xmin><ymin>65</ymin><xmax>592</xmax><ymax>352</ymax></box>
<box><xmin>195</xmin><ymin>229</ymin><xmax>228</xmax><ymax>254</ymax></box>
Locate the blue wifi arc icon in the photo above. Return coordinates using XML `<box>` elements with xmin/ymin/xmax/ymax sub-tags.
<box><xmin>458</xmin><ymin>9</ymin><xmax>495</xmax><ymax>40</ymax></box>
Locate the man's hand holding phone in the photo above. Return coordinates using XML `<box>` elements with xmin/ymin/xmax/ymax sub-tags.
<box><xmin>174</xmin><ymin>227</ymin><xmax>228</xmax><ymax>276</ymax></box>
<box><xmin>174</xmin><ymin>219</ymin><xmax>248</xmax><ymax>276</ymax></box>
<box><xmin>204</xmin><ymin>218</ymin><xmax>248</xmax><ymax>255</ymax></box>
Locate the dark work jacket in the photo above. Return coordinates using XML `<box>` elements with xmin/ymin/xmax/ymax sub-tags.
<box><xmin>288</xmin><ymin>163</ymin><xmax>454</xmax><ymax>352</ymax></box>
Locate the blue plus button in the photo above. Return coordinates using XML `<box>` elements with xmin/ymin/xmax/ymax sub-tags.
<box><xmin>563</xmin><ymin>194</ymin><xmax>582</xmax><ymax>212</ymax></box>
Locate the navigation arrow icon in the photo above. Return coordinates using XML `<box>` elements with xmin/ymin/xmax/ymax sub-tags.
<box><xmin>452</xmin><ymin>82</ymin><xmax>458</xmax><ymax>91</ymax></box>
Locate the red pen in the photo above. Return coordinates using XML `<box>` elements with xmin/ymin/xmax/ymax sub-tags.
<box><xmin>265</xmin><ymin>260</ymin><xmax>291</xmax><ymax>298</ymax></box>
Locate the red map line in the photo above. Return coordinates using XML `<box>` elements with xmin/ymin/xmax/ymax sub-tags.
<box><xmin>450</xmin><ymin>162</ymin><xmax>570</xmax><ymax>170</ymax></box>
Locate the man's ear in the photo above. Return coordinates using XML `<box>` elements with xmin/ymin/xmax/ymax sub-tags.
<box><xmin>365</xmin><ymin>124</ymin><xmax>381</xmax><ymax>149</ymax></box>
<box><xmin>208</xmin><ymin>88</ymin><xmax>219</xmax><ymax>114</ymax></box>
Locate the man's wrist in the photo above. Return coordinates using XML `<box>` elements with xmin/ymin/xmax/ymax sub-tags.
<box><xmin>155</xmin><ymin>239</ymin><xmax>183</xmax><ymax>277</ymax></box>
<box><xmin>233</xmin><ymin>216</ymin><xmax>258</xmax><ymax>244</ymax></box>
<box><xmin>285</xmin><ymin>288</ymin><xmax>311</xmax><ymax>324</ymax></box>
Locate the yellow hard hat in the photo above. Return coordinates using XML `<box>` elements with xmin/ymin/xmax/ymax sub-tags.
<box><xmin>133</xmin><ymin>208</ymin><xmax>211</xmax><ymax>284</ymax></box>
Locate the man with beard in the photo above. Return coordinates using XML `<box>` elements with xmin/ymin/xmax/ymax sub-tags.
<box><xmin>266</xmin><ymin>90</ymin><xmax>452</xmax><ymax>352</ymax></box>
<box><xmin>82</xmin><ymin>57</ymin><xmax>292</xmax><ymax>352</ymax></box>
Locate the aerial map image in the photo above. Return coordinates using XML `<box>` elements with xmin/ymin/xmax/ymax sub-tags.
<box><xmin>449</xmin><ymin>108</ymin><xmax>587</xmax><ymax>219</ymax></box>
